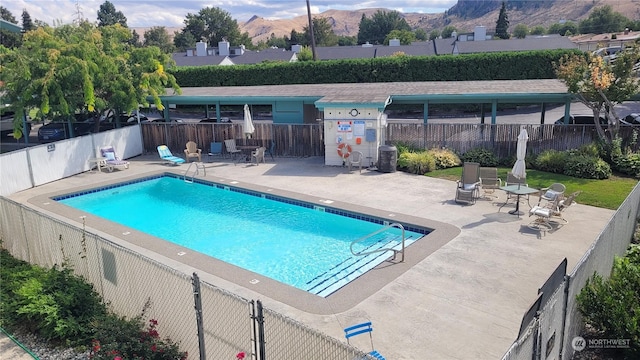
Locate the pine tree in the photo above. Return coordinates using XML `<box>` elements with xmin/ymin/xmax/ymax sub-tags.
<box><xmin>21</xmin><ymin>10</ymin><xmax>34</xmax><ymax>31</ymax></box>
<box><xmin>495</xmin><ymin>2</ymin><xmax>510</xmax><ymax>39</ymax></box>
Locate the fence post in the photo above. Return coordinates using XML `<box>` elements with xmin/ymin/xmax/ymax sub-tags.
<box><xmin>256</xmin><ymin>300</ymin><xmax>266</xmax><ymax>360</ymax></box>
<box><xmin>192</xmin><ymin>272</ymin><xmax>206</xmax><ymax>360</ymax></box>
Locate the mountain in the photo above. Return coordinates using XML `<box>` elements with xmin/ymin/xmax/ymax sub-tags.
<box><xmin>239</xmin><ymin>0</ymin><xmax>640</xmax><ymax>44</ymax></box>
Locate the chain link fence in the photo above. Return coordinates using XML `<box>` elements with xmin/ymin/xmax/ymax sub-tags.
<box><xmin>501</xmin><ymin>181</ymin><xmax>640</xmax><ymax>360</ymax></box>
<box><xmin>0</xmin><ymin>197</ymin><xmax>370</xmax><ymax>360</ymax></box>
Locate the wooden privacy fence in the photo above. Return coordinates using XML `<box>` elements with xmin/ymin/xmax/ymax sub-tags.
<box><xmin>141</xmin><ymin>122</ymin><xmax>639</xmax><ymax>159</ymax></box>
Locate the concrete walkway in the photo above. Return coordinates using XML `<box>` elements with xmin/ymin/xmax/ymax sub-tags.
<box><xmin>5</xmin><ymin>154</ymin><xmax>615</xmax><ymax>360</ymax></box>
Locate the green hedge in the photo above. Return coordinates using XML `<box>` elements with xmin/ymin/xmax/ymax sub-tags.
<box><xmin>170</xmin><ymin>49</ymin><xmax>583</xmax><ymax>87</ymax></box>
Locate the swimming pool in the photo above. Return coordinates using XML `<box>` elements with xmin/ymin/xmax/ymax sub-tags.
<box><xmin>55</xmin><ymin>174</ymin><xmax>429</xmax><ymax>297</ymax></box>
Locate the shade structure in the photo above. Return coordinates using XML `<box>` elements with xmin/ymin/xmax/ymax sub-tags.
<box><xmin>511</xmin><ymin>128</ymin><xmax>528</xmax><ymax>186</ymax></box>
<box><xmin>243</xmin><ymin>104</ymin><xmax>255</xmax><ymax>139</ymax></box>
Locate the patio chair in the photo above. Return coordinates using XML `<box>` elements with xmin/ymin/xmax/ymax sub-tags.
<box><xmin>479</xmin><ymin>167</ymin><xmax>502</xmax><ymax>199</ymax></box>
<box><xmin>184</xmin><ymin>141</ymin><xmax>202</xmax><ymax>162</ymax></box>
<box><xmin>528</xmin><ymin>191</ymin><xmax>581</xmax><ymax>232</ymax></box>
<box><xmin>455</xmin><ymin>162</ymin><xmax>481</xmax><ymax>205</ymax></box>
<box><xmin>344</xmin><ymin>322</ymin><xmax>385</xmax><ymax>360</ymax></box>
<box><xmin>224</xmin><ymin>139</ymin><xmax>241</xmax><ymax>161</ymax></box>
<box><xmin>538</xmin><ymin>183</ymin><xmax>566</xmax><ymax>206</ymax></box>
<box><xmin>208</xmin><ymin>142</ymin><xmax>223</xmax><ymax>160</ymax></box>
<box><xmin>348</xmin><ymin>150</ymin><xmax>364</xmax><ymax>174</ymax></box>
<box><xmin>157</xmin><ymin>145</ymin><xmax>185</xmax><ymax>165</ymax></box>
<box><xmin>251</xmin><ymin>146</ymin><xmax>266</xmax><ymax>165</ymax></box>
<box><xmin>98</xmin><ymin>146</ymin><xmax>130</xmax><ymax>172</ymax></box>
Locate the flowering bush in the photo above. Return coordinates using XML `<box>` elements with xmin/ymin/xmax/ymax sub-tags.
<box><xmin>90</xmin><ymin>318</ymin><xmax>187</xmax><ymax>360</ymax></box>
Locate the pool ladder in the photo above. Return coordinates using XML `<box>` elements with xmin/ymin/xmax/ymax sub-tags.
<box><xmin>184</xmin><ymin>162</ymin><xmax>206</xmax><ymax>183</ymax></box>
<box><xmin>350</xmin><ymin>223</ymin><xmax>405</xmax><ymax>262</ymax></box>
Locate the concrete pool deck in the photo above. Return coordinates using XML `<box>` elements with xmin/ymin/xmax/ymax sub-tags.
<box><xmin>7</xmin><ymin>154</ymin><xmax>615</xmax><ymax>359</ymax></box>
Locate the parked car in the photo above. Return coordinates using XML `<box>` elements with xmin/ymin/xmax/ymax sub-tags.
<box><xmin>623</xmin><ymin>113</ymin><xmax>640</xmax><ymax>125</ymax></box>
<box><xmin>200</xmin><ymin>117</ymin><xmax>230</xmax><ymax>123</ymax></box>
<box><xmin>554</xmin><ymin>115</ymin><xmax>607</xmax><ymax>125</ymax></box>
<box><xmin>38</xmin><ymin>114</ymin><xmax>97</xmax><ymax>143</ymax></box>
<box><xmin>0</xmin><ymin>111</ymin><xmax>32</xmax><ymax>138</ymax></box>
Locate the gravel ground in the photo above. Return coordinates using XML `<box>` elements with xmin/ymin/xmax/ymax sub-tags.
<box><xmin>7</xmin><ymin>328</ymin><xmax>90</xmax><ymax>360</ymax></box>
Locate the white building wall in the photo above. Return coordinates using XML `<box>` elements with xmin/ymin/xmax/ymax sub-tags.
<box><xmin>322</xmin><ymin>107</ymin><xmax>382</xmax><ymax>167</ymax></box>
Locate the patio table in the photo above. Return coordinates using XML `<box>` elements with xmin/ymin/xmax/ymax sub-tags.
<box><xmin>499</xmin><ymin>184</ymin><xmax>539</xmax><ymax>216</ymax></box>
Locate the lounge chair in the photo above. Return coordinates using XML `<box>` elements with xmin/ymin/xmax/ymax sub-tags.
<box><xmin>528</xmin><ymin>191</ymin><xmax>581</xmax><ymax>232</ymax></box>
<box><xmin>98</xmin><ymin>146</ymin><xmax>130</xmax><ymax>172</ymax></box>
<box><xmin>479</xmin><ymin>167</ymin><xmax>501</xmax><ymax>199</ymax></box>
<box><xmin>455</xmin><ymin>162</ymin><xmax>481</xmax><ymax>205</ymax></box>
<box><xmin>224</xmin><ymin>139</ymin><xmax>241</xmax><ymax>161</ymax></box>
<box><xmin>344</xmin><ymin>322</ymin><xmax>385</xmax><ymax>360</ymax></box>
<box><xmin>184</xmin><ymin>141</ymin><xmax>202</xmax><ymax>162</ymax></box>
<box><xmin>157</xmin><ymin>145</ymin><xmax>185</xmax><ymax>165</ymax></box>
<box><xmin>251</xmin><ymin>146</ymin><xmax>266</xmax><ymax>165</ymax></box>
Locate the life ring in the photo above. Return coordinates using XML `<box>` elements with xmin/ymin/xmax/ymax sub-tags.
<box><xmin>337</xmin><ymin>143</ymin><xmax>352</xmax><ymax>158</ymax></box>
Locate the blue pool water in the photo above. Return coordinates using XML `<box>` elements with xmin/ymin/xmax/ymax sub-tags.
<box><xmin>56</xmin><ymin>175</ymin><xmax>428</xmax><ymax>297</ymax></box>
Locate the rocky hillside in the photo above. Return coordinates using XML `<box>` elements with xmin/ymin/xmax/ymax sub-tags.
<box><xmin>239</xmin><ymin>0</ymin><xmax>640</xmax><ymax>44</ymax></box>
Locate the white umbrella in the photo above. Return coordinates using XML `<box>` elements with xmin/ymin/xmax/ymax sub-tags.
<box><xmin>243</xmin><ymin>104</ymin><xmax>255</xmax><ymax>139</ymax></box>
<box><xmin>511</xmin><ymin>128</ymin><xmax>528</xmax><ymax>188</ymax></box>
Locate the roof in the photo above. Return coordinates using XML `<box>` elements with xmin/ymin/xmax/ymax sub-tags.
<box><xmin>0</xmin><ymin>19</ymin><xmax>21</xmax><ymax>33</ymax></box>
<box><xmin>171</xmin><ymin>54</ymin><xmax>230</xmax><ymax>66</ymax></box>
<box><xmin>230</xmin><ymin>49</ymin><xmax>297</xmax><ymax>65</ymax></box>
<box><xmin>453</xmin><ymin>37</ymin><xmax>578</xmax><ymax>54</ymax></box>
<box><xmin>160</xmin><ymin>79</ymin><xmax>571</xmax><ymax>108</ymax></box>
<box><xmin>375</xmin><ymin>44</ymin><xmax>436</xmax><ymax>57</ymax></box>
<box><xmin>315</xmin><ymin>45</ymin><xmax>378</xmax><ymax>60</ymax></box>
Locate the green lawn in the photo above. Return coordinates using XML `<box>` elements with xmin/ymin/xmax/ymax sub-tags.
<box><xmin>426</xmin><ymin>167</ymin><xmax>639</xmax><ymax>210</ymax></box>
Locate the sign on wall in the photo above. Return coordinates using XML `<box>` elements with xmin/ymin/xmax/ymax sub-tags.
<box><xmin>337</xmin><ymin>121</ymin><xmax>352</xmax><ymax>132</ymax></box>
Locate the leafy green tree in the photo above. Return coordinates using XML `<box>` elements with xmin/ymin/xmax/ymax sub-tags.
<box><xmin>513</xmin><ymin>24</ymin><xmax>528</xmax><ymax>39</ymax></box>
<box><xmin>441</xmin><ymin>25</ymin><xmax>457</xmax><ymax>39</ymax></box>
<box><xmin>0</xmin><ymin>22</ymin><xmax>181</xmax><ymax>138</ymax></box>
<box><xmin>0</xmin><ymin>6</ymin><xmax>21</xmax><ymax>48</ymax></box>
<box><xmin>495</xmin><ymin>2</ymin><xmax>510</xmax><ymax>39</ymax></box>
<box><xmin>547</xmin><ymin>21</ymin><xmax>578</xmax><ymax>36</ymax></box>
<box><xmin>266</xmin><ymin>33</ymin><xmax>288</xmax><ymax>49</ymax></box>
<box><xmin>428</xmin><ymin>29</ymin><xmax>441</xmax><ymax>40</ymax></box>
<box><xmin>97</xmin><ymin>1</ymin><xmax>127</xmax><ymax>27</ymax></box>
<box><xmin>296</xmin><ymin>46</ymin><xmax>313</xmax><ymax>61</ymax></box>
<box><xmin>173</xmin><ymin>30</ymin><xmax>195</xmax><ymax>52</ymax></box>
<box><xmin>384</xmin><ymin>29</ymin><xmax>416</xmax><ymax>45</ymax></box>
<box><xmin>530</xmin><ymin>25</ymin><xmax>546</xmax><ymax>35</ymax></box>
<box><xmin>303</xmin><ymin>17</ymin><xmax>337</xmax><ymax>47</ymax></box>
<box><xmin>357</xmin><ymin>10</ymin><xmax>410</xmax><ymax>45</ymax></box>
<box><xmin>179</xmin><ymin>6</ymin><xmax>249</xmax><ymax>47</ymax></box>
<box><xmin>555</xmin><ymin>47</ymin><xmax>640</xmax><ymax>143</ymax></box>
<box><xmin>130</xmin><ymin>29</ymin><xmax>141</xmax><ymax>47</ymax></box>
<box><xmin>144</xmin><ymin>26</ymin><xmax>174</xmax><ymax>53</ymax></box>
<box><xmin>21</xmin><ymin>10</ymin><xmax>34</xmax><ymax>32</ymax></box>
<box><xmin>579</xmin><ymin>5</ymin><xmax>627</xmax><ymax>34</ymax></box>
<box><xmin>337</xmin><ymin>35</ymin><xmax>357</xmax><ymax>46</ymax></box>
<box><xmin>414</xmin><ymin>28</ymin><xmax>427</xmax><ymax>41</ymax></box>
<box><xmin>288</xmin><ymin>29</ymin><xmax>304</xmax><ymax>46</ymax></box>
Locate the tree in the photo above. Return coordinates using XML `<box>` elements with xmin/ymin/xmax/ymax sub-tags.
<box><xmin>144</xmin><ymin>26</ymin><xmax>174</xmax><ymax>53</ymax></box>
<box><xmin>97</xmin><ymin>1</ymin><xmax>127</xmax><ymax>27</ymax></box>
<box><xmin>495</xmin><ymin>2</ymin><xmax>510</xmax><ymax>39</ymax></box>
<box><xmin>513</xmin><ymin>24</ymin><xmax>528</xmax><ymax>39</ymax></box>
<box><xmin>21</xmin><ymin>10</ymin><xmax>35</xmax><ymax>32</ymax></box>
<box><xmin>547</xmin><ymin>21</ymin><xmax>577</xmax><ymax>36</ymax></box>
<box><xmin>441</xmin><ymin>26</ymin><xmax>457</xmax><ymax>39</ymax></box>
<box><xmin>357</xmin><ymin>10</ymin><xmax>410</xmax><ymax>45</ymax></box>
<box><xmin>303</xmin><ymin>17</ymin><xmax>337</xmax><ymax>47</ymax></box>
<box><xmin>555</xmin><ymin>48</ymin><xmax>640</xmax><ymax>143</ymax></box>
<box><xmin>384</xmin><ymin>29</ymin><xmax>416</xmax><ymax>45</ymax></box>
<box><xmin>0</xmin><ymin>6</ymin><xmax>21</xmax><ymax>48</ymax></box>
<box><xmin>530</xmin><ymin>26</ymin><xmax>546</xmax><ymax>35</ymax></box>
<box><xmin>266</xmin><ymin>33</ymin><xmax>288</xmax><ymax>49</ymax></box>
<box><xmin>0</xmin><ymin>22</ymin><xmax>181</xmax><ymax>138</ymax></box>
<box><xmin>414</xmin><ymin>28</ymin><xmax>427</xmax><ymax>41</ymax></box>
<box><xmin>173</xmin><ymin>30</ymin><xmax>196</xmax><ymax>52</ymax></box>
<box><xmin>179</xmin><ymin>7</ymin><xmax>247</xmax><ymax>47</ymax></box>
<box><xmin>337</xmin><ymin>35</ymin><xmax>357</xmax><ymax>46</ymax></box>
<box><xmin>428</xmin><ymin>29</ymin><xmax>441</xmax><ymax>40</ymax></box>
<box><xmin>296</xmin><ymin>46</ymin><xmax>313</xmax><ymax>61</ymax></box>
<box><xmin>578</xmin><ymin>5</ymin><xmax>627</xmax><ymax>34</ymax></box>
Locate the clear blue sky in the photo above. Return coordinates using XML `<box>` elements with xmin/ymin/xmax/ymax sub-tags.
<box><xmin>2</xmin><ymin>0</ymin><xmax>456</xmax><ymax>28</ymax></box>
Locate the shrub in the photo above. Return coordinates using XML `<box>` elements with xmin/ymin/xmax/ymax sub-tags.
<box><xmin>563</xmin><ymin>155</ymin><xmax>611</xmax><ymax>179</ymax></box>
<box><xmin>392</xmin><ymin>142</ymin><xmax>420</xmax><ymax>156</ymax></box>
<box><xmin>427</xmin><ymin>148</ymin><xmax>461</xmax><ymax>169</ymax></box>
<box><xmin>397</xmin><ymin>151</ymin><xmax>436</xmax><ymax>174</ymax></box>
<box><xmin>576</xmin><ymin>246</ymin><xmax>640</xmax><ymax>358</ymax></box>
<box><xmin>534</xmin><ymin>150</ymin><xmax>567</xmax><ymax>174</ymax></box>
<box><xmin>614</xmin><ymin>153</ymin><xmax>640</xmax><ymax>178</ymax></box>
<box><xmin>461</xmin><ymin>148</ymin><xmax>498</xmax><ymax>166</ymax></box>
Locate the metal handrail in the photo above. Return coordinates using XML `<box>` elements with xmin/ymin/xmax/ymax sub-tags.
<box><xmin>350</xmin><ymin>223</ymin><xmax>405</xmax><ymax>262</ymax></box>
<box><xmin>184</xmin><ymin>162</ymin><xmax>206</xmax><ymax>183</ymax></box>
